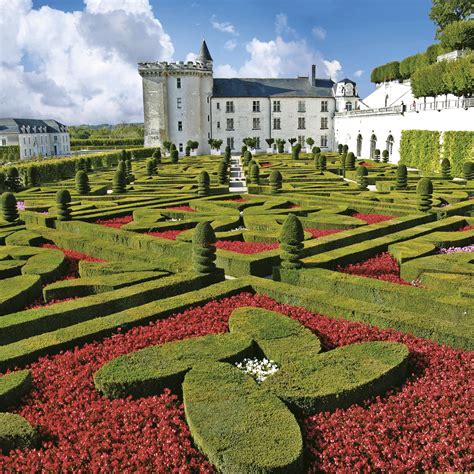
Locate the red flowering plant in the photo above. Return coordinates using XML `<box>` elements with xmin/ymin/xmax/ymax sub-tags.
<box><xmin>305</xmin><ymin>228</ymin><xmax>344</xmax><ymax>239</ymax></box>
<box><xmin>352</xmin><ymin>212</ymin><xmax>394</xmax><ymax>224</ymax></box>
<box><xmin>0</xmin><ymin>293</ymin><xmax>470</xmax><ymax>471</ymax></box>
<box><xmin>458</xmin><ymin>225</ymin><xmax>474</xmax><ymax>232</ymax></box>
<box><xmin>215</xmin><ymin>240</ymin><xmax>279</xmax><ymax>254</ymax></box>
<box><xmin>165</xmin><ymin>206</ymin><xmax>196</xmax><ymax>212</ymax></box>
<box><xmin>95</xmin><ymin>215</ymin><xmax>133</xmax><ymax>228</ymax></box>
<box><xmin>146</xmin><ymin>229</ymin><xmax>188</xmax><ymax>240</ymax></box>
<box><xmin>337</xmin><ymin>251</ymin><xmax>411</xmax><ymax>286</ymax></box>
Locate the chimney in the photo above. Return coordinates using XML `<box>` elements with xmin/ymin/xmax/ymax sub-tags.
<box><xmin>311</xmin><ymin>64</ymin><xmax>316</xmax><ymax>86</ymax></box>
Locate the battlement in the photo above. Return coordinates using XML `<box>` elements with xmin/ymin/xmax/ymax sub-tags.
<box><xmin>138</xmin><ymin>60</ymin><xmax>213</xmax><ymax>77</ymax></box>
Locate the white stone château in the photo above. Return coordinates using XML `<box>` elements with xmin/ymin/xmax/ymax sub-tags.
<box><xmin>139</xmin><ymin>41</ymin><xmax>359</xmax><ymax>155</ymax></box>
<box><xmin>0</xmin><ymin>118</ymin><xmax>70</xmax><ymax>159</ymax></box>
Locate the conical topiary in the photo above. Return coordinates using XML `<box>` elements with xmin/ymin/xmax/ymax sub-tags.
<box><xmin>120</xmin><ymin>149</ymin><xmax>128</xmax><ymax>162</ymax></box>
<box><xmin>243</xmin><ymin>150</ymin><xmax>252</xmax><ymax>166</ymax></box>
<box><xmin>269</xmin><ymin>170</ymin><xmax>282</xmax><ymax>194</ymax></box>
<box><xmin>86</xmin><ymin>157</ymin><xmax>92</xmax><ymax>172</ymax></box>
<box><xmin>292</xmin><ymin>145</ymin><xmax>300</xmax><ymax>160</ymax></box>
<box><xmin>462</xmin><ymin>162</ymin><xmax>474</xmax><ymax>180</ymax></box>
<box><xmin>171</xmin><ymin>150</ymin><xmax>179</xmax><ymax>164</ymax></box>
<box><xmin>382</xmin><ymin>150</ymin><xmax>389</xmax><ymax>163</ymax></box>
<box><xmin>113</xmin><ymin>169</ymin><xmax>127</xmax><ymax>194</ymax></box>
<box><xmin>441</xmin><ymin>158</ymin><xmax>451</xmax><ymax>179</ymax></box>
<box><xmin>341</xmin><ymin>153</ymin><xmax>347</xmax><ymax>169</ymax></box>
<box><xmin>319</xmin><ymin>154</ymin><xmax>327</xmax><ymax>172</ymax></box>
<box><xmin>224</xmin><ymin>149</ymin><xmax>231</xmax><ymax>164</ymax></box>
<box><xmin>75</xmin><ymin>170</ymin><xmax>90</xmax><ymax>195</ymax></box>
<box><xmin>342</xmin><ymin>144</ymin><xmax>349</xmax><ymax>154</ymax></box>
<box><xmin>312</xmin><ymin>147</ymin><xmax>321</xmax><ymax>155</ymax></box>
<box><xmin>6</xmin><ymin>167</ymin><xmax>20</xmax><ymax>192</ymax></box>
<box><xmin>347</xmin><ymin>152</ymin><xmax>356</xmax><ymax>170</ymax></box>
<box><xmin>218</xmin><ymin>160</ymin><xmax>228</xmax><ymax>185</ymax></box>
<box><xmin>416</xmin><ymin>178</ymin><xmax>433</xmax><ymax>212</ymax></box>
<box><xmin>279</xmin><ymin>214</ymin><xmax>304</xmax><ymax>270</ymax></box>
<box><xmin>337</xmin><ymin>144</ymin><xmax>343</xmax><ymax>155</ymax></box>
<box><xmin>152</xmin><ymin>148</ymin><xmax>161</xmax><ymax>164</ymax></box>
<box><xmin>27</xmin><ymin>165</ymin><xmax>41</xmax><ymax>187</ymax></box>
<box><xmin>1</xmin><ymin>192</ymin><xmax>19</xmax><ymax>222</ymax></box>
<box><xmin>374</xmin><ymin>149</ymin><xmax>381</xmax><ymax>163</ymax></box>
<box><xmin>198</xmin><ymin>171</ymin><xmax>210</xmax><ymax>196</ymax></box>
<box><xmin>192</xmin><ymin>221</ymin><xmax>217</xmax><ymax>273</ymax></box>
<box><xmin>146</xmin><ymin>158</ymin><xmax>155</xmax><ymax>177</ymax></box>
<box><xmin>241</xmin><ymin>145</ymin><xmax>248</xmax><ymax>157</ymax></box>
<box><xmin>396</xmin><ymin>164</ymin><xmax>408</xmax><ymax>190</ymax></box>
<box><xmin>56</xmin><ymin>189</ymin><xmax>72</xmax><ymax>221</ymax></box>
<box><xmin>75</xmin><ymin>158</ymin><xmax>87</xmax><ymax>172</ymax></box>
<box><xmin>357</xmin><ymin>165</ymin><xmax>369</xmax><ymax>190</ymax></box>
<box><xmin>314</xmin><ymin>153</ymin><xmax>321</xmax><ymax>171</ymax></box>
<box><xmin>249</xmin><ymin>164</ymin><xmax>260</xmax><ymax>184</ymax></box>
<box><xmin>185</xmin><ymin>146</ymin><xmax>191</xmax><ymax>156</ymax></box>
<box><xmin>125</xmin><ymin>159</ymin><xmax>133</xmax><ymax>183</ymax></box>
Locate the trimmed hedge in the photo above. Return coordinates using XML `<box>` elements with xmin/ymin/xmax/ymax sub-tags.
<box><xmin>399</xmin><ymin>130</ymin><xmax>441</xmax><ymax>172</ymax></box>
<box><xmin>0</xmin><ymin>370</ymin><xmax>32</xmax><ymax>410</ymax></box>
<box><xmin>0</xmin><ymin>413</ymin><xmax>36</xmax><ymax>453</ymax></box>
<box><xmin>443</xmin><ymin>131</ymin><xmax>474</xmax><ymax>177</ymax></box>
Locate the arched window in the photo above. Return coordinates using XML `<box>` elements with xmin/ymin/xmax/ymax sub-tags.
<box><xmin>357</xmin><ymin>134</ymin><xmax>363</xmax><ymax>157</ymax></box>
<box><xmin>345</xmin><ymin>101</ymin><xmax>352</xmax><ymax>111</ymax></box>
<box><xmin>386</xmin><ymin>135</ymin><xmax>394</xmax><ymax>156</ymax></box>
<box><xmin>370</xmin><ymin>134</ymin><xmax>377</xmax><ymax>159</ymax></box>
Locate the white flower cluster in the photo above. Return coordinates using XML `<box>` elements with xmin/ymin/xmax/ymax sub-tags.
<box><xmin>231</xmin><ymin>226</ymin><xmax>247</xmax><ymax>231</ymax></box>
<box><xmin>167</xmin><ymin>218</ymin><xmax>182</xmax><ymax>222</ymax></box>
<box><xmin>235</xmin><ymin>357</ymin><xmax>279</xmax><ymax>384</ymax></box>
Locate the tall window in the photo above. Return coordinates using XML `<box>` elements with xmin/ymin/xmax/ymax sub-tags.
<box><xmin>321</xmin><ymin>117</ymin><xmax>328</xmax><ymax>129</ymax></box>
<box><xmin>298</xmin><ymin>117</ymin><xmax>306</xmax><ymax>129</ymax></box>
<box><xmin>273</xmin><ymin>101</ymin><xmax>281</xmax><ymax>112</ymax></box>
<box><xmin>177</xmin><ymin>98</ymin><xmax>182</xmax><ymax>109</ymax></box>
<box><xmin>298</xmin><ymin>100</ymin><xmax>306</xmax><ymax>113</ymax></box>
<box><xmin>226</xmin><ymin>118</ymin><xmax>234</xmax><ymax>130</ymax></box>
<box><xmin>178</xmin><ymin>121</ymin><xmax>183</xmax><ymax>131</ymax></box>
<box><xmin>321</xmin><ymin>100</ymin><xmax>328</xmax><ymax>112</ymax></box>
<box><xmin>227</xmin><ymin>137</ymin><xmax>235</xmax><ymax>150</ymax></box>
<box><xmin>298</xmin><ymin>136</ymin><xmax>305</xmax><ymax>146</ymax></box>
<box><xmin>346</xmin><ymin>101</ymin><xmax>352</xmax><ymax>111</ymax></box>
<box><xmin>177</xmin><ymin>78</ymin><xmax>181</xmax><ymax>88</ymax></box>
<box><xmin>252</xmin><ymin>101</ymin><xmax>260</xmax><ymax>112</ymax></box>
<box><xmin>1</xmin><ymin>139</ymin><xmax>6</xmax><ymax>146</ymax></box>
<box><xmin>217</xmin><ymin>121</ymin><xmax>221</xmax><ymax>129</ymax></box>
<box><xmin>254</xmin><ymin>137</ymin><xmax>260</xmax><ymax>149</ymax></box>
<box><xmin>321</xmin><ymin>135</ymin><xmax>328</xmax><ymax>147</ymax></box>
<box><xmin>273</xmin><ymin>118</ymin><xmax>281</xmax><ymax>130</ymax></box>
<box><xmin>252</xmin><ymin>117</ymin><xmax>260</xmax><ymax>130</ymax></box>
<box><xmin>179</xmin><ymin>143</ymin><xmax>183</xmax><ymax>152</ymax></box>
<box><xmin>226</xmin><ymin>101</ymin><xmax>234</xmax><ymax>113</ymax></box>
<box><xmin>216</xmin><ymin>102</ymin><xmax>220</xmax><ymax>110</ymax></box>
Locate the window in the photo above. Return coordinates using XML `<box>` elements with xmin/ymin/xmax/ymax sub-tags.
<box><xmin>273</xmin><ymin>101</ymin><xmax>281</xmax><ymax>112</ymax></box>
<box><xmin>177</xmin><ymin>98</ymin><xmax>182</xmax><ymax>109</ymax></box>
<box><xmin>298</xmin><ymin>136</ymin><xmax>305</xmax><ymax>146</ymax></box>
<box><xmin>179</xmin><ymin>143</ymin><xmax>183</xmax><ymax>152</ymax></box>
<box><xmin>40</xmin><ymin>136</ymin><xmax>43</xmax><ymax>144</ymax></box>
<box><xmin>226</xmin><ymin>118</ymin><xmax>234</xmax><ymax>130</ymax></box>
<box><xmin>226</xmin><ymin>101</ymin><xmax>234</xmax><ymax>113</ymax></box>
<box><xmin>321</xmin><ymin>135</ymin><xmax>328</xmax><ymax>147</ymax></box>
<box><xmin>24</xmin><ymin>149</ymin><xmax>27</xmax><ymax>157</ymax></box>
<box><xmin>178</xmin><ymin>121</ymin><xmax>183</xmax><ymax>131</ymax></box>
<box><xmin>54</xmin><ymin>136</ymin><xmax>58</xmax><ymax>142</ymax></box>
<box><xmin>23</xmin><ymin>138</ymin><xmax>26</xmax><ymax>144</ymax></box>
<box><xmin>177</xmin><ymin>78</ymin><xmax>181</xmax><ymax>88</ymax></box>
<box><xmin>346</xmin><ymin>101</ymin><xmax>352</xmax><ymax>111</ymax></box>
<box><xmin>273</xmin><ymin>118</ymin><xmax>281</xmax><ymax>130</ymax></box>
<box><xmin>254</xmin><ymin>137</ymin><xmax>260</xmax><ymax>149</ymax></box>
<box><xmin>298</xmin><ymin>100</ymin><xmax>306</xmax><ymax>113</ymax></box>
<box><xmin>28</xmin><ymin>137</ymin><xmax>31</xmax><ymax>144</ymax></box>
<box><xmin>321</xmin><ymin>117</ymin><xmax>328</xmax><ymax>129</ymax></box>
<box><xmin>216</xmin><ymin>102</ymin><xmax>220</xmax><ymax>110</ymax></box>
<box><xmin>252</xmin><ymin>117</ymin><xmax>260</xmax><ymax>130</ymax></box>
<box><xmin>217</xmin><ymin>121</ymin><xmax>221</xmax><ymax>129</ymax></box>
<box><xmin>227</xmin><ymin>137</ymin><xmax>234</xmax><ymax>150</ymax></box>
<box><xmin>0</xmin><ymin>139</ymin><xmax>6</xmax><ymax>146</ymax></box>
<box><xmin>252</xmin><ymin>101</ymin><xmax>260</xmax><ymax>112</ymax></box>
<box><xmin>298</xmin><ymin>117</ymin><xmax>305</xmax><ymax>129</ymax></box>
<box><xmin>321</xmin><ymin>100</ymin><xmax>328</xmax><ymax>112</ymax></box>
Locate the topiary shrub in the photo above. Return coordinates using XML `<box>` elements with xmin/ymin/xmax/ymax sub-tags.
<box><xmin>120</xmin><ymin>149</ymin><xmax>128</xmax><ymax>162</ymax></box>
<box><xmin>243</xmin><ymin>150</ymin><xmax>252</xmax><ymax>166</ymax></box>
<box><xmin>146</xmin><ymin>158</ymin><xmax>155</xmax><ymax>177</ymax></box>
<box><xmin>224</xmin><ymin>149</ymin><xmax>231</xmax><ymax>164</ymax></box>
<box><xmin>198</xmin><ymin>171</ymin><xmax>210</xmax><ymax>196</ymax></box>
<box><xmin>192</xmin><ymin>221</ymin><xmax>217</xmax><ymax>273</ymax></box>
<box><xmin>279</xmin><ymin>214</ymin><xmax>304</xmax><ymax>270</ymax></box>
<box><xmin>341</xmin><ymin>153</ymin><xmax>347</xmax><ymax>170</ymax></box>
<box><xmin>312</xmin><ymin>146</ymin><xmax>321</xmax><ymax>154</ymax></box>
<box><xmin>357</xmin><ymin>165</ymin><xmax>369</xmax><ymax>190</ymax></box>
<box><xmin>269</xmin><ymin>170</ymin><xmax>282</xmax><ymax>194</ymax></box>
<box><xmin>382</xmin><ymin>150</ymin><xmax>390</xmax><ymax>163</ymax></box>
<box><xmin>374</xmin><ymin>149</ymin><xmax>381</xmax><ymax>163</ymax></box>
<box><xmin>396</xmin><ymin>164</ymin><xmax>408</xmax><ymax>190</ymax></box>
<box><xmin>125</xmin><ymin>159</ymin><xmax>133</xmax><ymax>183</ymax></box>
<box><xmin>337</xmin><ymin>144</ymin><xmax>343</xmax><ymax>154</ymax></box>
<box><xmin>314</xmin><ymin>153</ymin><xmax>321</xmax><ymax>170</ymax></box>
<box><xmin>185</xmin><ymin>146</ymin><xmax>191</xmax><ymax>156</ymax></box>
<box><xmin>416</xmin><ymin>178</ymin><xmax>433</xmax><ymax>212</ymax></box>
<box><xmin>75</xmin><ymin>170</ymin><xmax>90</xmax><ymax>195</ymax></box>
<box><xmin>249</xmin><ymin>164</ymin><xmax>260</xmax><ymax>184</ymax></box>
<box><xmin>86</xmin><ymin>157</ymin><xmax>92</xmax><ymax>172</ymax></box>
<box><xmin>0</xmin><ymin>413</ymin><xmax>36</xmax><ymax>453</ymax></box>
<box><xmin>441</xmin><ymin>158</ymin><xmax>451</xmax><ymax>179</ymax></box>
<box><xmin>6</xmin><ymin>167</ymin><xmax>21</xmax><ymax>192</ymax></box>
<box><xmin>462</xmin><ymin>161</ymin><xmax>474</xmax><ymax>180</ymax></box>
<box><xmin>319</xmin><ymin>154</ymin><xmax>327</xmax><ymax>172</ymax></box>
<box><xmin>241</xmin><ymin>145</ymin><xmax>247</xmax><ymax>157</ymax></box>
<box><xmin>1</xmin><ymin>192</ymin><xmax>19</xmax><ymax>222</ymax></box>
<box><xmin>347</xmin><ymin>152</ymin><xmax>356</xmax><ymax>170</ymax></box>
<box><xmin>56</xmin><ymin>189</ymin><xmax>72</xmax><ymax>221</ymax></box>
<box><xmin>218</xmin><ymin>161</ymin><xmax>228</xmax><ymax>185</ymax></box>
<box><xmin>171</xmin><ymin>150</ymin><xmax>179</xmax><ymax>164</ymax></box>
<box><xmin>292</xmin><ymin>145</ymin><xmax>300</xmax><ymax>160</ymax></box>
<box><xmin>113</xmin><ymin>169</ymin><xmax>127</xmax><ymax>194</ymax></box>
<box><xmin>342</xmin><ymin>144</ymin><xmax>349</xmax><ymax>154</ymax></box>
<box><xmin>277</xmin><ymin>139</ymin><xmax>285</xmax><ymax>154</ymax></box>
<box><xmin>27</xmin><ymin>165</ymin><xmax>41</xmax><ymax>187</ymax></box>
<box><xmin>75</xmin><ymin>158</ymin><xmax>87</xmax><ymax>172</ymax></box>
<box><xmin>152</xmin><ymin>148</ymin><xmax>161</xmax><ymax>164</ymax></box>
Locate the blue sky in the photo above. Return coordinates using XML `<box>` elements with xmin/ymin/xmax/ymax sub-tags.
<box><xmin>2</xmin><ymin>0</ymin><xmax>436</xmax><ymax>124</ymax></box>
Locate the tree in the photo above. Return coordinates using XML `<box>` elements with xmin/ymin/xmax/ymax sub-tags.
<box><xmin>269</xmin><ymin>170</ymin><xmax>282</xmax><ymax>194</ymax></box>
<box><xmin>442</xmin><ymin>54</ymin><xmax>474</xmax><ymax>97</ymax></box>
<box><xmin>75</xmin><ymin>170</ymin><xmax>90</xmax><ymax>195</ymax></box>
<box><xmin>265</xmin><ymin>138</ymin><xmax>275</xmax><ymax>148</ymax></box>
<box><xmin>306</xmin><ymin>137</ymin><xmax>315</xmax><ymax>148</ymax></box>
<box><xmin>1</xmin><ymin>192</ymin><xmax>19</xmax><ymax>222</ymax></box>
<box><xmin>429</xmin><ymin>0</ymin><xmax>473</xmax><ymax>38</ymax></box>
<box><xmin>279</xmin><ymin>214</ymin><xmax>304</xmax><ymax>270</ymax></box>
<box><xmin>440</xmin><ymin>20</ymin><xmax>474</xmax><ymax>50</ymax></box>
<box><xmin>56</xmin><ymin>189</ymin><xmax>72</xmax><ymax>221</ymax></box>
<box><xmin>276</xmin><ymin>139</ymin><xmax>286</xmax><ymax>153</ymax></box>
<box><xmin>417</xmin><ymin>178</ymin><xmax>433</xmax><ymax>211</ymax></box>
<box><xmin>171</xmin><ymin>149</ymin><xmax>179</xmax><ymax>164</ymax></box>
<box><xmin>192</xmin><ymin>221</ymin><xmax>217</xmax><ymax>273</ymax></box>
<box><xmin>197</xmin><ymin>171</ymin><xmax>210</xmax><ymax>196</ymax></box>
<box><xmin>288</xmin><ymin>138</ymin><xmax>297</xmax><ymax>146</ymax></box>
<box><xmin>162</xmin><ymin>141</ymin><xmax>172</xmax><ymax>153</ymax></box>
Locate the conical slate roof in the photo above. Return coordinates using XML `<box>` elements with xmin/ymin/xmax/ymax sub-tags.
<box><xmin>197</xmin><ymin>40</ymin><xmax>213</xmax><ymax>62</ymax></box>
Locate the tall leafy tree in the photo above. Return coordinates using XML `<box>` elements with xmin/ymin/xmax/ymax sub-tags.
<box><xmin>430</xmin><ymin>0</ymin><xmax>473</xmax><ymax>37</ymax></box>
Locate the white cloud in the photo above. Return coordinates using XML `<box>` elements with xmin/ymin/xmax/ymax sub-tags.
<box><xmin>275</xmin><ymin>13</ymin><xmax>295</xmax><ymax>36</ymax></box>
<box><xmin>210</xmin><ymin>16</ymin><xmax>238</xmax><ymax>35</ymax></box>
<box><xmin>215</xmin><ymin>34</ymin><xmax>343</xmax><ymax>81</ymax></box>
<box><xmin>354</xmin><ymin>69</ymin><xmax>364</xmax><ymax>78</ymax></box>
<box><xmin>224</xmin><ymin>39</ymin><xmax>237</xmax><ymax>51</ymax></box>
<box><xmin>0</xmin><ymin>0</ymin><xmax>173</xmax><ymax>125</ymax></box>
<box><xmin>186</xmin><ymin>52</ymin><xmax>198</xmax><ymax>62</ymax></box>
<box><xmin>312</xmin><ymin>26</ymin><xmax>326</xmax><ymax>40</ymax></box>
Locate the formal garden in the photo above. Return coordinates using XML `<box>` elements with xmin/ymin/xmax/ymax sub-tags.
<box><xmin>0</xmin><ymin>144</ymin><xmax>472</xmax><ymax>472</ymax></box>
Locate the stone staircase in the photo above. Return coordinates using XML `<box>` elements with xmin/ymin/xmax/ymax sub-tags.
<box><xmin>229</xmin><ymin>156</ymin><xmax>247</xmax><ymax>193</ymax></box>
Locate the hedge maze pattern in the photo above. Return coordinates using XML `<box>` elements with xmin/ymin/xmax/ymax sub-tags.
<box><xmin>0</xmin><ymin>147</ymin><xmax>472</xmax><ymax>471</ymax></box>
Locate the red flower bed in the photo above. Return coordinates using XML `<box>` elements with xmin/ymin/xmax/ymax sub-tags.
<box><xmin>0</xmin><ymin>293</ymin><xmax>470</xmax><ymax>471</ymax></box>
<box><xmin>215</xmin><ymin>240</ymin><xmax>279</xmax><ymax>254</ymax></box>
<box><xmin>259</xmin><ymin>162</ymin><xmax>272</xmax><ymax>167</ymax></box>
<box><xmin>226</xmin><ymin>198</ymin><xmax>248</xmax><ymax>203</ymax></box>
<box><xmin>95</xmin><ymin>215</ymin><xmax>133</xmax><ymax>228</ymax></box>
<box><xmin>166</xmin><ymin>206</ymin><xmax>196</xmax><ymax>212</ymax></box>
<box><xmin>359</xmin><ymin>161</ymin><xmax>375</xmax><ymax>168</ymax></box>
<box><xmin>458</xmin><ymin>225</ymin><xmax>474</xmax><ymax>232</ymax></box>
<box><xmin>337</xmin><ymin>251</ymin><xmax>410</xmax><ymax>285</ymax></box>
<box><xmin>352</xmin><ymin>212</ymin><xmax>394</xmax><ymax>224</ymax></box>
<box><xmin>146</xmin><ymin>229</ymin><xmax>187</xmax><ymax>240</ymax></box>
<box><xmin>305</xmin><ymin>228</ymin><xmax>344</xmax><ymax>238</ymax></box>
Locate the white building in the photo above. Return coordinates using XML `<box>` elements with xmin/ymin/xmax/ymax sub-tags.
<box><xmin>0</xmin><ymin>118</ymin><xmax>71</xmax><ymax>160</ymax></box>
<box><xmin>139</xmin><ymin>41</ymin><xmax>359</xmax><ymax>155</ymax></box>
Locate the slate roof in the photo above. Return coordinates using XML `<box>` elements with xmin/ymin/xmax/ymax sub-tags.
<box><xmin>0</xmin><ymin>118</ymin><xmax>67</xmax><ymax>134</ymax></box>
<box><xmin>197</xmin><ymin>40</ymin><xmax>213</xmax><ymax>62</ymax></box>
<box><xmin>212</xmin><ymin>77</ymin><xmax>335</xmax><ymax>98</ymax></box>
<box><xmin>338</xmin><ymin>78</ymin><xmax>357</xmax><ymax>85</ymax></box>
